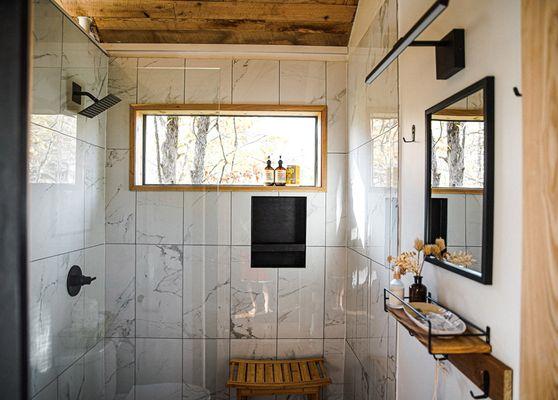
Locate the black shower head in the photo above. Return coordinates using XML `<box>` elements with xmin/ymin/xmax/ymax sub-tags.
<box><xmin>72</xmin><ymin>81</ymin><xmax>121</xmax><ymax>118</ymax></box>
<box><xmin>78</xmin><ymin>94</ymin><xmax>121</xmax><ymax>118</ymax></box>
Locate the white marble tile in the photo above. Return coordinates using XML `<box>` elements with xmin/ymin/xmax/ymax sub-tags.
<box><xmin>54</xmin><ymin>251</ymin><xmax>87</xmax><ymax>376</ymax></box>
<box><xmin>136</xmin><ymin>192</ymin><xmax>183</xmax><ymax>244</ymax></box>
<box><xmin>466</xmin><ymin>246</ymin><xmax>483</xmax><ymax>272</ymax></box>
<box><xmin>85</xmin><ymin>144</ymin><xmax>105</xmax><ymax>247</ymax></box>
<box><xmin>347</xmin><ymin>35</ymin><xmax>371</xmax><ymax>152</ymax></box>
<box><xmin>441</xmin><ymin>193</ymin><xmax>466</xmax><ymax>247</ymax></box>
<box><xmin>324</xmin><ymin>339</ymin><xmax>345</xmax><ymax>385</ymax></box>
<box><xmin>107</xmin><ymin>58</ymin><xmax>138</xmax><ymax>149</ymax></box>
<box><xmin>84</xmin><ymin>245</ymin><xmax>105</xmax><ymax>350</ymax></box>
<box><xmin>347</xmin><ymin>142</ymin><xmax>371</xmax><ymax>254</ymax></box>
<box><xmin>105</xmin><ymin>245</ymin><xmax>135</xmax><ymax>338</ymax></box>
<box><xmin>183</xmin><ymin>339</ymin><xmax>230</xmax><ymax>400</ymax></box>
<box><xmin>136</xmin><ymin>245</ymin><xmax>183</xmax><ymax>338</ymax></box>
<box><xmin>345</xmin><ymin>250</ymin><xmax>357</xmax><ymax>343</ymax></box>
<box><xmin>29</xmin><ymin>126</ymin><xmax>85</xmax><ymax>260</ymax></box>
<box><xmin>135</xmin><ymin>338</ymin><xmax>182</xmax><ymax>400</ymax></box>
<box><xmin>277</xmin><ymin>247</ymin><xmax>325</xmax><ymax>339</ymax></box>
<box><xmin>232</xmin><ymin>60</ymin><xmax>279</xmax><ymax>104</ymax></box>
<box><xmin>325</xmin><ymin>247</ymin><xmax>346</xmax><ymax>339</ymax></box>
<box><xmin>83</xmin><ymin>341</ymin><xmax>106</xmax><ymax>400</ymax></box>
<box><xmin>230</xmin><ymin>247</ymin><xmax>277</xmax><ymax>339</ymax></box>
<box><xmin>230</xmin><ymin>339</ymin><xmax>276</xmax><ymax>360</ymax></box>
<box><xmin>104</xmin><ymin>338</ymin><xmax>135</xmax><ymax>400</ymax></box>
<box><xmin>277</xmin><ymin>339</ymin><xmax>323</xmax><ymax>359</ymax></box>
<box><xmin>367</xmin><ymin>337</ymin><xmax>389</xmax><ymax>400</ymax></box>
<box><xmin>367</xmin><ymin>133</ymin><xmax>392</xmax><ymax>264</ymax></box>
<box><xmin>185</xmin><ymin>59</ymin><xmax>232</xmax><ymax>104</ymax></box>
<box><xmin>466</xmin><ymin>194</ymin><xmax>483</xmax><ymax>247</ymax></box>
<box><xmin>279</xmin><ymin>61</ymin><xmax>325</xmax><ymax>105</ymax></box>
<box><xmin>137</xmin><ymin>58</ymin><xmax>184</xmax><ymax>103</ymax></box>
<box><xmin>32</xmin><ymin>378</ymin><xmax>57</xmax><ymax>400</ymax></box>
<box><xmin>33</xmin><ymin>0</ymin><xmax>63</xmax><ymax>68</ymax></box>
<box><xmin>57</xmin><ymin>357</ymin><xmax>84</xmax><ymax>400</ymax></box>
<box><xmin>29</xmin><ymin>255</ymin><xmax>59</xmax><ymax>396</ymax></box>
<box><xmin>183</xmin><ymin>246</ymin><xmax>230</xmax><ymax>339</ymax></box>
<box><xmin>368</xmin><ymin>261</ymin><xmax>389</xmax><ymax>339</ymax></box>
<box><xmin>32</xmin><ymin>67</ymin><xmax>62</xmax><ymax>116</ymax></box>
<box><xmin>61</xmin><ymin>64</ymin><xmax>108</xmax><ymax>148</ymax></box>
<box><xmin>326</xmin><ymin>62</ymin><xmax>347</xmax><ymax>153</ymax></box>
<box><xmin>62</xmin><ymin>16</ymin><xmax>107</xmax><ymax>70</ymax></box>
<box><xmin>326</xmin><ymin>154</ymin><xmax>347</xmax><ymax>246</ymax></box>
<box><xmin>105</xmin><ymin>149</ymin><xmax>136</xmax><ymax>244</ymax></box>
<box><xmin>278</xmin><ymin>192</ymin><xmax>326</xmax><ymax>246</ymax></box>
<box><xmin>231</xmin><ymin>191</ymin><xmax>278</xmax><ymax>245</ymax></box>
<box><xmin>184</xmin><ymin>191</ymin><xmax>231</xmax><ymax>245</ymax></box>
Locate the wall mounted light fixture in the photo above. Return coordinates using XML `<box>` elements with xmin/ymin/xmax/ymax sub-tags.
<box><xmin>365</xmin><ymin>0</ymin><xmax>465</xmax><ymax>85</ymax></box>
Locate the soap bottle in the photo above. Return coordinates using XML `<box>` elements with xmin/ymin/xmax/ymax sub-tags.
<box><xmin>274</xmin><ymin>156</ymin><xmax>286</xmax><ymax>186</ymax></box>
<box><xmin>263</xmin><ymin>156</ymin><xmax>275</xmax><ymax>186</ymax></box>
<box><xmin>389</xmin><ymin>267</ymin><xmax>405</xmax><ymax>308</ymax></box>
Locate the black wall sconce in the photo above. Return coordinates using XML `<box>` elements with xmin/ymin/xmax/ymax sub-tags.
<box><xmin>365</xmin><ymin>0</ymin><xmax>464</xmax><ymax>84</ymax></box>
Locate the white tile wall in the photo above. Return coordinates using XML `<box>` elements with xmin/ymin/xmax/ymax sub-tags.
<box><xmin>104</xmin><ymin>54</ymin><xmax>348</xmax><ymax>400</ymax></box>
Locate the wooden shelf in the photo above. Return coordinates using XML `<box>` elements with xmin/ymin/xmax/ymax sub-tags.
<box><xmin>384</xmin><ymin>290</ymin><xmax>513</xmax><ymax>400</ymax></box>
<box><xmin>387</xmin><ymin>306</ymin><xmax>492</xmax><ymax>355</ymax></box>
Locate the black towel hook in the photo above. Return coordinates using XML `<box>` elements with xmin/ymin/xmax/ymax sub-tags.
<box><xmin>470</xmin><ymin>370</ymin><xmax>490</xmax><ymax>399</ymax></box>
<box><xmin>403</xmin><ymin>125</ymin><xmax>416</xmax><ymax>143</ymax></box>
<box><xmin>513</xmin><ymin>87</ymin><xmax>522</xmax><ymax>97</ymax></box>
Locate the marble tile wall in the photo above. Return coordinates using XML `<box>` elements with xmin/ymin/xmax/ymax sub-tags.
<box><xmin>29</xmin><ymin>1</ymin><xmax>108</xmax><ymax>399</ymax></box>
<box><xmin>104</xmin><ymin>56</ymin><xmax>348</xmax><ymax>400</ymax></box>
<box><xmin>345</xmin><ymin>0</ymin><xmax>399</xmax><ymax>399</ymax></box>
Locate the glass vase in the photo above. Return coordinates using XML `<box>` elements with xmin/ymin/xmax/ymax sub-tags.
<box><xmin>409</xmin><ymin>275</ymin><xmax>427</xmax><ymax>303</ymax></box>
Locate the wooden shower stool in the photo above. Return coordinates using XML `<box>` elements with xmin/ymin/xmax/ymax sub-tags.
<box><xmin>227</xmin><ymin>358</ymin><xmax>331</xmax><ymax>400</ymax></box>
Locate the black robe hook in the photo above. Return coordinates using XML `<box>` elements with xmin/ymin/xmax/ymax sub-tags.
<box><xmin>403</xmin><ymin>125</ymin><xmax>416</xmax><ymax>143</ymax></box>
<box><xmin>470</xmin><ymin>370</ymin><xmax>490</xmax><ymax>399</ymax></box>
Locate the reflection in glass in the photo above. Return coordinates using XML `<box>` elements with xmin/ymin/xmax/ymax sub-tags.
<box><xmin>428</xmin><ymin>88</ymin><xmax>485</xmax><ymax>273</ymax></box>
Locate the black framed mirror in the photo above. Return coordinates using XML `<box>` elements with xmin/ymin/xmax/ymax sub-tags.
<box><xmin>424</xmin><ymin>77</ymin><xmax>494</xmax><ymax>284</ymax></box>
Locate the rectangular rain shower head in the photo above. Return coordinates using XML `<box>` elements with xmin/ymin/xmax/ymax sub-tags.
<box><xmin>72</xmin><ymin>82</ymin><xmax>121</xmax><ymax>118</ymax></box>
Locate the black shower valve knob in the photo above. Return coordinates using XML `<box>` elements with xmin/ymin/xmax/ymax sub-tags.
<box><xmin>66</xmin><ymin>265</ymin><xmax>96</xmax><ymax>297</ymax></box>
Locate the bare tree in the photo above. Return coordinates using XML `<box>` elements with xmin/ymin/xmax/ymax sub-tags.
<box><xmin>445</xmin><ymin>121</ymin><xmax>465</xmax><ymax>186</ymax></box>
<box><xmin>190</xmin><ymin>115</ymin><xmax>210</xmax><ymax>184</ymax></box>
<box><xmin>159</xmin><ymin>116</ymin><xmax>179</xmax><ymax>183</ymax></box>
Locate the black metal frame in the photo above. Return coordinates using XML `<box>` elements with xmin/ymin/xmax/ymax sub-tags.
<box><xmin>0</xmin><ymin>0</ymin><xmax>30</xmax><ymax>398</ymax></box>
<box><xmin>424</xmin><ymin>76</ymin><xmax>495</xmax><ymax>284</ymax></box>
<box><xmin>383</xmin><ymin>289</ymin><xmax>490</xmax><ymax>356</ymax></box>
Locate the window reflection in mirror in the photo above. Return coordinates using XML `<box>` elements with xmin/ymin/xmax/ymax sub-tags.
<box><xmin>425</xmin><ymin>77</ymin><xmax>494</xmax><ymax>284</ymax></box>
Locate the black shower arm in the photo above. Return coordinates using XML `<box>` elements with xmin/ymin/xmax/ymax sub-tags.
<box><xmin>74</xmin><ymin>90</ymin><xmax>99</xmax><ymax>103</ymax></box>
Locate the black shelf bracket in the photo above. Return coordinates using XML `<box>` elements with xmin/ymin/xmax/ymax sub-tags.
<box><xmin>470</xmin><ymin>370</ymin><xmax>490</xmax><ymax>399</ymax></box>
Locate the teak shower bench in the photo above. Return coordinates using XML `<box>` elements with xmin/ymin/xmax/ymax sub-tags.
<box><xmin>227</xmin><ymin>358</ymin><xmax>331</xmax><ymax>400</ymax></box>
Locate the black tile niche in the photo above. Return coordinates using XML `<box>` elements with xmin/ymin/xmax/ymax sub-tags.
<box><xmin>251</xmin><ymin>196</ymin><xmax>307</xmax><ymax>268</ymax></box>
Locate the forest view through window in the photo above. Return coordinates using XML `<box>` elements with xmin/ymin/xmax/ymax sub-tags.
<box><xmin>132</xmin><ymin>106</ymin><xmax>326</xmax><ymax>189</ymax></box>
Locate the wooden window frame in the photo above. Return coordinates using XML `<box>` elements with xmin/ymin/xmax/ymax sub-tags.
<box><xmin>129</xmin><ymin>104</ymin><xmax>327</xmax><ymax>192</ymax></box>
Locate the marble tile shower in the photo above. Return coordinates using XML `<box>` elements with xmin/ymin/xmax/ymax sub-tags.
<box><xmin>345</xmin><ymin>0</ymin><xmax>399</xmax><ymax>399</ymax></box>
<box><xmin>104</xmin><ymin>56</ymin><xmax>348</xmax><ymax>400</ymax></box>
<box><xmin>29</xmin><ymin>1</ymin><xmax>108</xmax><ymax>399</ymax></box>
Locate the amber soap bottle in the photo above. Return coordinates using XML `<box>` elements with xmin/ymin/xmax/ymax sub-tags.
<box><xmin>274</xmin><ymin>156</ymin><xmax>287</xmax><ymax>186</ymax></box>
<box><xmin>263</xmin><ymin>156</ymin><xmax>275</xmax><ymax>186</ymax></box>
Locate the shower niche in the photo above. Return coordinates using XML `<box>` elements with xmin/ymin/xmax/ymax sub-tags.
<box><xmin>251</xmin><ymin>196</ymin><xmax>307</xmax><ymax>268</ymax></box>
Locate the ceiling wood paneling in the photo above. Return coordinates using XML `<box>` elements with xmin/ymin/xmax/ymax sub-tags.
<box><xmin>56</xmin><ymin>0</ymin><xmax>358</xmax><ymax>46</ymax></box>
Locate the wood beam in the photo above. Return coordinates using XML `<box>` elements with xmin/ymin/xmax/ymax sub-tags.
<box><xmin>58</xmin><ymin>1</ymin><xmax>356</xmax><ymax>23</ymax></box>
<box><xmin>99</xmin><ymin>29</ymin><xmax>349</xmax><ymax>46</ymax></box>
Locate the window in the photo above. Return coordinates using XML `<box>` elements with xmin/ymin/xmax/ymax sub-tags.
<box><xmin>130</xmin><ymin>105</ymin><xmax>326</xmax><ymax>191</ymax></box>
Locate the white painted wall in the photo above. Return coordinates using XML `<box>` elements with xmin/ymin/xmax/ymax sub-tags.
<box><xmin>397</xmin><ymin>0</ymin><xmax>522</xmax><ymax>398</ymax></box>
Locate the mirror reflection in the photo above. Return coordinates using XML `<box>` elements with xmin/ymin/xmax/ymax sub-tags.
<box><xmin>427</xmin><ymin>87</ymin><xmax>486</xmax><ymax>275</ymax></box>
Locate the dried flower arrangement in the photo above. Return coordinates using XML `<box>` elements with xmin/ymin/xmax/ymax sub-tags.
<box><xmin>387</xmin><ymin>238</ymin><xmax>445</xmax><ymax>277</ymax></box>
<box><xmin>388</xmin><ymin>237</ymin><xmax>476</xmax><ymax>275</ymax></box>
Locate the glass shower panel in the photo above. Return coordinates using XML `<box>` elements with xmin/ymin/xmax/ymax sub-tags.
<box><xmin>29</xmin><ymin>1</ymin><xmax>108</xmax><ymax>399</ymax></box>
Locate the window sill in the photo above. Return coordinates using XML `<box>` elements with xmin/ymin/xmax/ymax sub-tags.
<box><xmin>129</xmin><ymin>184</ymin><xmax>326</xmax><ymax>192</ymax></box>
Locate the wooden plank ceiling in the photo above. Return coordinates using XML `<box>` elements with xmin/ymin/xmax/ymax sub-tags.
<box><xmin>56</xmin><ymin>0</ymin><xmax>359</xmax><ymax>46</ymax></box>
